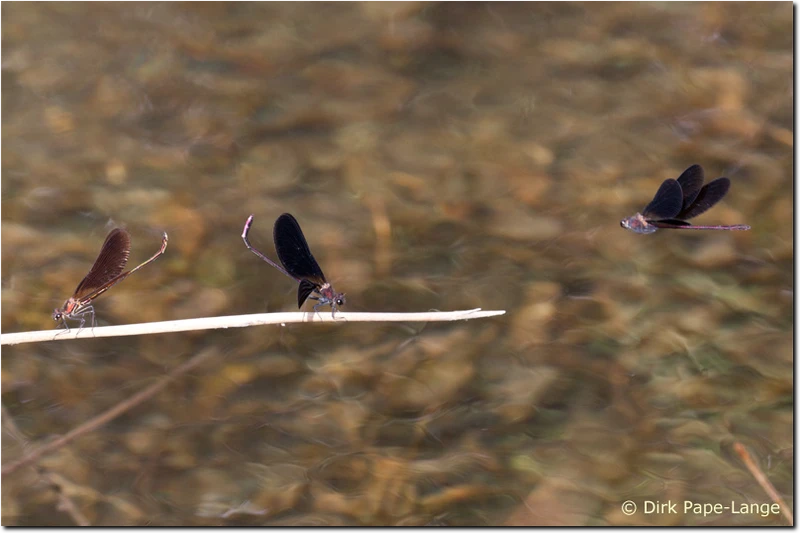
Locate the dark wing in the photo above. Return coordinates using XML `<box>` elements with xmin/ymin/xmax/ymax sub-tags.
<box><xmin>677</xmin><ymin>177</ymin><xmax>730</xmax><ymax>220</ymax></box>
<box><xmin>72</xmin><ymin>228</ymin><xmax>131</xmax><ymax>299</ymax></box>
<box><xmin>273</xmin><ymin>213</ymin><xmax>326</xmax><ymax>283</ymax></box>
<box><xmin>675</xmin><ymin>164</ymin><xmax>704</xmax><ymax>209</ymax></box>
<box><xmin>297</xmin><ymin>279</ymin><xmax>318</xmax><ymax>308</ymax></box>
<box><xmin>641</xmin><ymin>179</ymin><xmax>683</xmax><ymax>220</ymax></box>
<box><xmin>649</xmin><ymin>219</ymin><xmax>692</xmax><ymax>227</ymax></box>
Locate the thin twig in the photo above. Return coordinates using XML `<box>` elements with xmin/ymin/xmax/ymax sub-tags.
<box><xmin>733</xmin><ymin>442</ymin><xmax>793</xmax><ymax>526</ymax></box>
<box><xmin>1</xmin><ymin>309</ymin><xmax>506</xmax><ymax>346</ymax></box>
<box><xmin>40</xmin><ymin>470</ymin><xmax>92</xmax><ymax>526</ymax></box>
<box><xmin>2</xmin><ymin>405</ymin><xmax>91</xmax><ymax>525</ymax></box>
<box><xmin>2</xmin><ymin>348</ymin><xmax>217</xmax><ymax>476</ymax></box>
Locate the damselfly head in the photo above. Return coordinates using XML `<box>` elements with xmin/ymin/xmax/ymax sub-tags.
<box><xmin>620</xmin><ymin>213</ymin><xmax>657</xmax><ymax>234</ymax></box>
<box><xmin>334</xmin><ymin>293</ymin><xmax>346</xmax><ymax>307</ymax></box>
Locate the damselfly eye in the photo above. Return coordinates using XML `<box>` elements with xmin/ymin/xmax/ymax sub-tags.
<box><xmin>336</xmin><ymin>297</ymin><xmax>345</xmax><ymax>306</ymax></box>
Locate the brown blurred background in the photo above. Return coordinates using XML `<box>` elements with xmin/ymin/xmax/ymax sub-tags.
<box><xmin>2</xmin><ymin>2</ymin><xmax>792</xmax><ymax>525</ymax></box>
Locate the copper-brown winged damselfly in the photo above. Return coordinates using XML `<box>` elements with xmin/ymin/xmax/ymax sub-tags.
<box><xmin>53</xmin><ymin>229</ymin><xmax>168</xmax><ymax>332</ymax></box>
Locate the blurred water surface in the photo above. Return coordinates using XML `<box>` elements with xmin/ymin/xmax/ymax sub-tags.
<box><xmin>1</xmin><ymin>2</ymin><xmax>792</xmax><ymax>526</ymax></box>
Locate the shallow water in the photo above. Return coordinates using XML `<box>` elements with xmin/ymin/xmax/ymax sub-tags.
<box><xmin>1</xmin><ymin>3</ymin><xmax>792</xmax><ymax>526</ymax></box>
